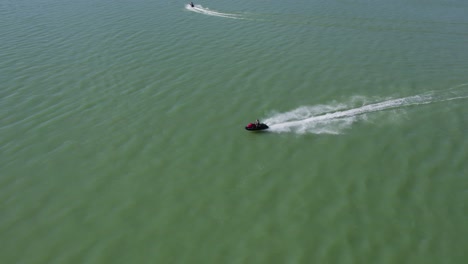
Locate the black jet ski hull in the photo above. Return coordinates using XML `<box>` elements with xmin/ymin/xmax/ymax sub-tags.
<box><xmin>245</xmin><ymin>123</ymin><xmax>269</xmax><ymax>131</ymax></box>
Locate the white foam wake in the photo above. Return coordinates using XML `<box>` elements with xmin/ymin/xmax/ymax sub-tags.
<box><xmin>263</xmin><ymin>85</ymin><xmax>468</xmax><ymax>134</ymax></box>
<box><xmin>185</xmin><ymin>4</ymin><xmax>243</xmax><ymax>19</ymax></box>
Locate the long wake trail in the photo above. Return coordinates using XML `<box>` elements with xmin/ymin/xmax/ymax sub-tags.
<box><xmin>264</xmin><ymin>85</ymin><xmax>468</xmax><ymax>134</ymax></box>
<box><xmin>185</xmin><ymin>4</ymin><xmax>244</xmax><ymax>19</ymax></box>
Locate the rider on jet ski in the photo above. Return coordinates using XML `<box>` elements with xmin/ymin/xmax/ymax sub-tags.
<box><xmin>190</xmin><ymin>2</ymin><xmax>194</xmax><ymax>7</ymax></box>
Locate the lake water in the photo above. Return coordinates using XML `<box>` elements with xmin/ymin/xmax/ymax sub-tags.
<box><xmin>1</xmin><ymin>0</ymin><xmax>468</xmax><ymax>263</ymax></box>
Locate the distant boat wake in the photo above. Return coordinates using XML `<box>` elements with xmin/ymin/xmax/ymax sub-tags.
<box><xmin>264</xmin><ymin>84</ymin><xmax>468</xmax><ymax>135</ymax></box>
<box><xmin>183</xmin><ymin>6</ymin><xmax>466</xmax><ymax>36</ymax></box>
<box><xmin>185</xmin><ymin>4</ymin><xmax>244</xmax><ymax>19</ymax></box>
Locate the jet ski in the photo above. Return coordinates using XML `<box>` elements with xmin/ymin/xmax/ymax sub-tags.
<box><xmin>245</xmin><ymin>122</ymin><xmax>269</xmax><ymax>131</ymax></box>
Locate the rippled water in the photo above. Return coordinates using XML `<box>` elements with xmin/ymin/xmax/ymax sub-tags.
<box><xmin>1</xmin><ymin>0</ymin><xmax>468</xmax><ymax>263</ymax></box>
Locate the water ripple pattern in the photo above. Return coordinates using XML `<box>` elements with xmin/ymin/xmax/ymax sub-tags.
<box><xmin>1</xmin><ymin>0</ymin><xmax>468</xmax><ymax>263</ymax></box>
